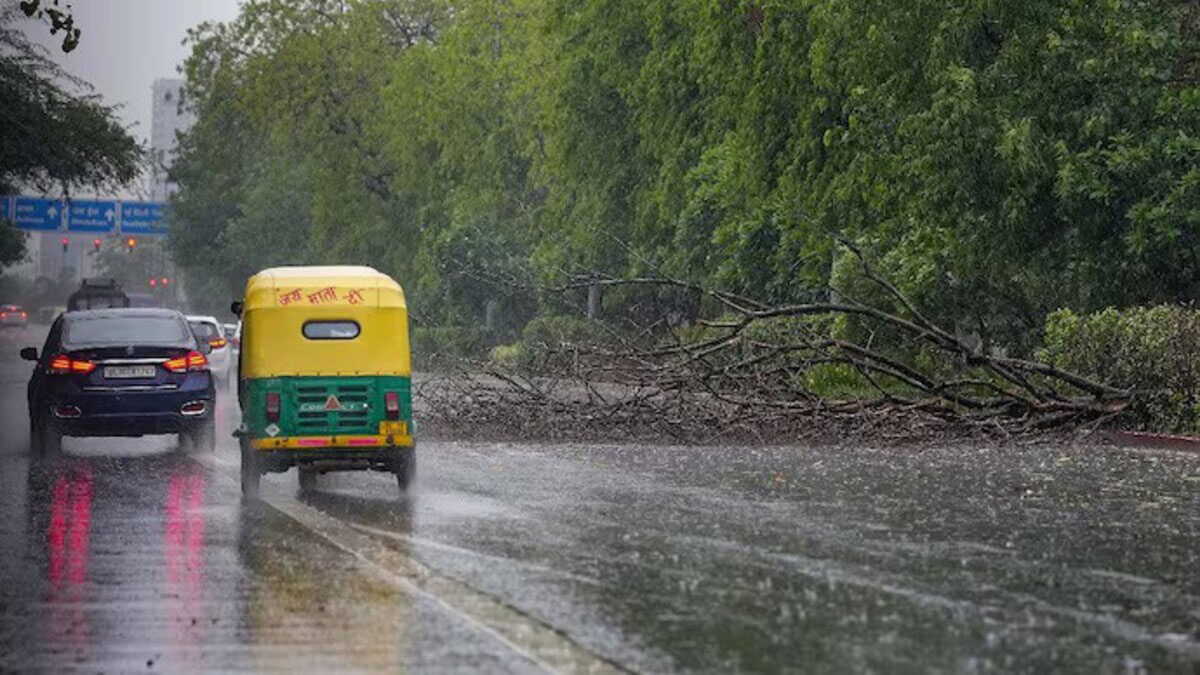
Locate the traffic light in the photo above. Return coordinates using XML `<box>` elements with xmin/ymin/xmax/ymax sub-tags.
<box><xmin>160</xmin><ymin>277</ymin><xmax>169</xmax><ymax>286</ymax></box>
<box><xmin>61</xmin><ymin>237</ymin><xmax>69</xmax><ymax>252</ymax></box>
<box><xmin>149</xmin><ymin>278</ymin><xmax>157</xmax><ymax>288</ymax></box>
<box><xmin>92</xmin><ymin>238</ymin><xmax>101</xmax><ymax>253</ymax></box>
<box><xmin>125</xmin><ymin>237</ymin><xmax>137</xmax><ymax>251</ymax></box>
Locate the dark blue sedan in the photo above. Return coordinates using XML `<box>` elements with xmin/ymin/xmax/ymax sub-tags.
<box><xmin>22</xmin><ymin>308</ymin><xmax>216</xmax><ymax>455</ymax></box>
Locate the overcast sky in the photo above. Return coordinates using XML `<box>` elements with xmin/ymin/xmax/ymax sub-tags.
<box><xmin>23</xmin><ymin>0</ymin><xmax>243</xmax><ymax>144</ymax></box>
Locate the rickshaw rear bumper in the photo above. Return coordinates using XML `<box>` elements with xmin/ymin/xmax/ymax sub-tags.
<box><xmin>248</xmin><ymin>437</ymin><xmax>414</xmax><ymax>474</ymax></box>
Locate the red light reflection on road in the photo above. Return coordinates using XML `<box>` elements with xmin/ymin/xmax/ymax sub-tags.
<box><xmin>46</xmin><ymin>469</ymin><xmax>94</xmax><ymax>658</ymax></box>
<box><xmin>166</xmin><ymin>470</ymin><xmax>207</xmax><ymax>666</ymax></box>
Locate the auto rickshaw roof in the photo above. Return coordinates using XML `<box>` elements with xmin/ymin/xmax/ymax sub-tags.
<box><xmin>243</xmin><ymin>266</ymin><xmax>406</xmax><ymax>311</ymax></box>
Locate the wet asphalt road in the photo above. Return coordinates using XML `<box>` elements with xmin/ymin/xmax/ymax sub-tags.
<box><xmin>1</xmin><ymin>333</ymin><xmax>1199</xmax><ymax>674</ymax></box>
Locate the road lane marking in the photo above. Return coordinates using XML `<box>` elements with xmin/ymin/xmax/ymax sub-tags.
<box><xmin>266</xmin><ymin>497</ymin><xmax>627</xmax><ymax>675</ymax></box>
<box><xmin>191</xmin><ymin>453</ymin><xmax>629</xmax><ymax>675</ymax></box>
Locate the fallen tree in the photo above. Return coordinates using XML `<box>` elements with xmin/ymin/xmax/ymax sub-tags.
<box><xmin>415</xmin><ymin>243</ymin><xmax>1133</xmax><ymax>444</ymax></box>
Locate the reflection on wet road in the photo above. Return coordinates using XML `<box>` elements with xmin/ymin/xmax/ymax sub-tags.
<box><xmin>1</xmin><ymin>350</ymin><xmax>1198</xmax><ymax>673</ymax></box>
<box><xmin>1</xmin><ymin>449</ymin><xmax>548</xmax><ymax>673</ymax></box>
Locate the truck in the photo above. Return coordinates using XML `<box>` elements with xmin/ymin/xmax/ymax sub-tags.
<box><xmin>67</xmin><ymin>278</ymin><xmax>130</xmax><ymax>311</ymax></box>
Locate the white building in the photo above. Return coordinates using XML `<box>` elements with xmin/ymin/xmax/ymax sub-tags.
<box><xmin>148</xmin><ymin>78</ymin><xmax>195</xmax><ymax>202</ymax></box>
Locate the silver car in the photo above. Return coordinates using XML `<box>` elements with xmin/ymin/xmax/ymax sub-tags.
<box><xmin>186</xmin><ymin>315</ymin><xmax>233</xmax><ymax>387</ymax></box>
<box><xmin>222</xmin><ymin>322</ymin><xmax>240</xmax><ymax>354</ymax></box>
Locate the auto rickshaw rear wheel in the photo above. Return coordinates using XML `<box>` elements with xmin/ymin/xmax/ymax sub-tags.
<box><xmin>240</xmin><ymin>438</ymin><xmax>261</xmax><ymax>499</ymax></box>
<box><xmin>395</xmin><ymin>448</ymin><xmax>416</xmax><ymax>492</ymax></box>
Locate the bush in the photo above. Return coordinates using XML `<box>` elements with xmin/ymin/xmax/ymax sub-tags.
<box><xmin>520</xmin><ymin>314</ymin><xmax>602</xmax><ymax>347</ymax></box>
<box><xmin>411</xmin><ymin>325</ymin><xmax>489</xmax><ymax>365</ymax></box>
<box><xmin>484</xmin><ymin>315</ymin><xmax>607</xmax><ymax>373</ymax></box>
<box><xmin>803</xmin><ymin>362</ymin><xmax>873</xmax><ymax>398</ymax></box>
<box><xmin>488</xmin><ymin>342</ymin><xmax>525</xmax><ymax>370</ymax></box>
<box><xmin>1038</xmin><ymin>306</ymin><xmax>1200</xmax><ymax>432</ymax></box>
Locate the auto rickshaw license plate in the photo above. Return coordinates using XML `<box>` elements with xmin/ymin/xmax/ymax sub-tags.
<box><xmin>380</xmin><ymin>421</ymin><xmax>407</xmax><ymax>436</ymax></box>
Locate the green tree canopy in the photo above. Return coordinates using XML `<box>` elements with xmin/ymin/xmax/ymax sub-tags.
<box><xmin>0</xmin><ymin>14</ymin><xmax>142</xmax><ymax>194</ymax></box>
<box><xmin>169</xmin><ymin>0</ymin><xmax>1200</xmax><ymax>349</ymax></box>
<box><xmin>0</xmin><ymin>10</ymin><xmax>143</xmax><ymax>268</ymax></box>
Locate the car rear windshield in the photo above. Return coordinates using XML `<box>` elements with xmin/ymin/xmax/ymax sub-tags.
<box><xmin>189</xmin><ymin>321</ymin><xmax>221</xmax><ymax>339</ymax></box>
<box><xmin>63</xmin><ymin>316</ymin><xmax>190</xmax><ymax>347</ymax></box>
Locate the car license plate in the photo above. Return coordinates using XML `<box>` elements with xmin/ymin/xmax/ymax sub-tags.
<box><xmin>379</xmin><ymin>421</ymin><xmax>407</xmax><ymax>436</ymax></box>
<box><xmin>104</xmin><ymin>365</ymin><xmax>157</xmax><ymax>379</ymax></box>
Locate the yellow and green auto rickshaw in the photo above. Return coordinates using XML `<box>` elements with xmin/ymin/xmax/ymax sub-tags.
<box><xmin>232</xmin><ymin>266</ymin><xmax>415</xmax><ymax>498</ymax></box>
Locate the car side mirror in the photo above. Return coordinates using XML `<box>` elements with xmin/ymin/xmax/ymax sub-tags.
<box><xmin>231</xmin><ymin>300</ymin><xmax>244</xmax><ymax>317</ymax></box>
<box><xmin>20</xmin><ymin>347</ymin><xmax>37</xmax><ymax>361</ymax></box>
<box><xmin>197</xmin><ymin>341</ymin><xmax>212</xmax><ymax>355</ymax></box>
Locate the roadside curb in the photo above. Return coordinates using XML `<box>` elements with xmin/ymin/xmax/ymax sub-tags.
<box><xmin>1106</xmin><ymin>431</ymin><xmax>1200</xmax><ymax>454</ymax></box>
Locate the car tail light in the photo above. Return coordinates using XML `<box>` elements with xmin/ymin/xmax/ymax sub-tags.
<box><xmin>164</xmin><ymin>350</ymin><xmax>209</xmax><ymax>373</ymax></box>
<box><xmin>19</xmin><ymin>312</ymin><xmax>26</xmax><ymax>319</ymax></box>
<box><xmin>384</xmin><ymin>391</ymin><xmax>400</xmax><ymax>420</ymax></box>
<box><xmin>266</xmin><ymin>392</ymin><xmax>281</xmax><ymax>423</ymax></box>
<box><xmin>49</xmin><ymin>355</ymin><xmax>96</xmax><ymax>375</ymax></box>
<box><xmin>209</xmin><ymin>338</ymin><xmax>228</xmax><ymax>349</ymax></box>
<box><xmin>1</xmin><ymin>313</ymin><xmax>7</xmax><ymax>319</ymax></box>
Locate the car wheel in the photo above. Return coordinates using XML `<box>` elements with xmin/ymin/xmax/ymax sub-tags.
<box><xmin>37</xmin><ymin>416</ymin><xmax>62</xmax><ymax>457</ymax></box>
<box><xmin>192</xmin><ymin>416</ymin><xmax>216</xmax><ymax>453</ymax></box>
<box><xmin>298</xmin><ymin>467</ymin><xmax>318</xmax><ymax>492</ymax></box>
<box><xmin>240</xmin><ymin>438</ymin><xmax>260</xmax><ymax>500</ymax></box>
<box><xmin>395</xmin><ymin>448</ymin><xmax>417</xmax><ymax>492</ymax></box>
<box><xmin>29</xmin><ymin>416</ymin><xmax>41</xmax><ymax>455</ymax></box>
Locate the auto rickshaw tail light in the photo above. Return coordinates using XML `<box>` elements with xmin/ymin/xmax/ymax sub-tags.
<box><xmin>385</xmin><ymin>391</ymin><xmax>400</xmax><ymax>420</ymax></box>
<box><xmin>165</xmin><ymin>350</ymin><xmax>208</xmax><ymax>373</ymax></box>
<box><xmin>266</xmin><ymin>392</ymin><xmax>281</xmax><ymax>423</ymax></box>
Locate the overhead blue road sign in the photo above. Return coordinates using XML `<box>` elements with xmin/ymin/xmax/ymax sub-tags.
<box><xmin>121</xmin><ymin>201</ymin><xmax>167</xmax><ymax>235</ymax></box>
<box><xmin>67</xmin><ymin>199</ymin><xmax>118</xmax><ymax>233</ymax></box>
<box><xmin>0</xmin><ymin>196</ymin><xmax>10</xmax><ymax>222</ymax></box>
<box><xmin>12</xmin><ymin>197</ymin><xmax>63</xmax><ymax>231</ymax></box>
